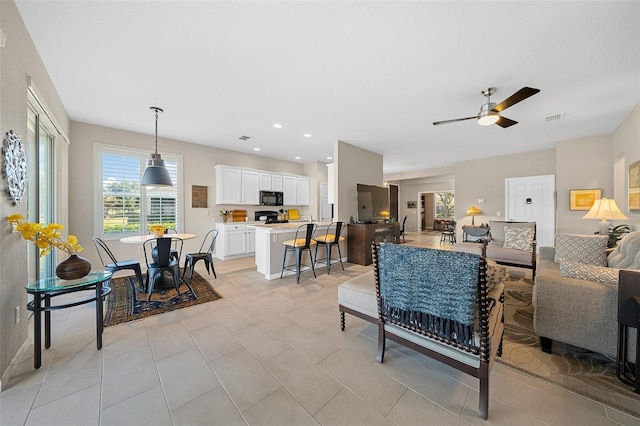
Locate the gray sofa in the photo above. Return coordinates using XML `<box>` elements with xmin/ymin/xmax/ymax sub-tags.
<box><xmin>533</xmin><ymin>232</ymin><xmax>640</xmax><ymax>359</ymax></box>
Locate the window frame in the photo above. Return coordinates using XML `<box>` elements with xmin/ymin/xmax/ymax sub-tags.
<box><xmin>94</xmin><ymin>143</ymin><xmax>183</xmax><ymax>240</ymax></box>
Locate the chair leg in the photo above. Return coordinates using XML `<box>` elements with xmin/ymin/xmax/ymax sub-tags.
<box><xmin>295</xmin><ymin>248</ymin><xmax>302</xmax><ymax>284</ymax></box>
<box><xmin>182</xmin><ymin>257</ymin><xmax>191</xmax><ymax>281</ymax></box>
<box><xmin>326</xmin><ymin>244</ymin><xmax>332</xmax><ymax>274</ymax></box>
<box><xmin>207</xmin><ymin>255</ymin><xmax>217</xmax><ymax>279</ymax></box>
<box><xmin>281</xmin><ymin>248</ymin><xmax>288</xmax><ymax>279</ymax></box>
<box><xmin>376</xmin><ymin>323</ymin><xmax>386</xmax><ymax>363</ymax></box>
<box><xmin>134</xmin><ymin>265</ymin><xmax>144</xmax><ymax>293</ymax></box>
<box><xmin>147</xmin><ymin>272</ymin><xmax>158</xmax><ymax>302</ymax></box>
<box><xmin>309</xmin><ymin>247</ymin><xmax>316</xmax><ymax>278</ymax></box>
<box><xmin>335</xmin><ymin>243</ymin><xmax>345</xmax><ymax>271</ymax></box>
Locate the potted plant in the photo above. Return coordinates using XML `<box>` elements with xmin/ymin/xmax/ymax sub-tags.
<box><xmin>608</xmin><ymin>224</ymin><xmax>631</xmax><ymax>248</ymax></box>
<box><xmin>219</xmin><ymin>210</ymin><xmax>231</xmax><ymax>222</ymax></box>
<box><xmin>7</xmin><ymin>214</ymin><xmax>90</xmax><ymax>280</ymax></box>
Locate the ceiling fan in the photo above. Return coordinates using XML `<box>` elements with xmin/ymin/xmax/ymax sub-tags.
<box><xmin>433</xmin><ymin>87</ymin><xmax>540</xmax><ymax>128</ymax></box>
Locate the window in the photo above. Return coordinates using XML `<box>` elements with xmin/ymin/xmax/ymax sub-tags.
<box><xmin>96</xmin><ymin>145</ymin><xmax>182</xmax><ymax>238</ymax></box>
<box><xmin>435</xmin><ymin>192</ymin><xmax>455</xmax><ymax>218</ymax></box>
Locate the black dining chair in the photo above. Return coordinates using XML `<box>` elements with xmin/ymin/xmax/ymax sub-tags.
<box><xmin>149</xmin><ymin>228</ymin><xmax>179</xmax><ymax>261</ymax></box>
<box><xmin>183</xmin><ymin>229</ymin><xmax>218</xmax><ymax>284</ymax></box>
<box><xmin>440</xmin><ymin>220</ymin><xmax>457</xmax><ymax>244</ymax></box>
<box><xmin>143</xmin><ymin>237</ymin><xmax>184</xmax><ymax>302</ymax></box>
<box><xmin>313</xmin><ymin>221</ymin><xmax>345</xmax><ymax>274</ymax></box>
<box><xmin>400</xmin><ymin>215</ymin><xmax>408</xmax><ymax>243</ymax></box>
<box><xmin>281</xmin><ymin>223</ymin><xmax>317</xmax><ymax>284</ymax></box>
<box><xmin>93</xmin><ymin>237</ymin><xmax>144</xmax><ymax>292</ymax></box>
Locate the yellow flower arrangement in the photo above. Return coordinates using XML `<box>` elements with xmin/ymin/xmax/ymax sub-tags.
<box><xmin>149</xmin><ymin>224</ymin><xmax>166</xmax><ymax>234</ymax></box>
<box><xmin>7</xmin><ymin>214</ymin><xmax>83</xmax><ymax>257</ymax></box>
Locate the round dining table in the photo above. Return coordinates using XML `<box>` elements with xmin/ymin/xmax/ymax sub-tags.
<box><xmin>119</xmin><ymin>233</ymin><xmax>197</xmax><ymax>244</ymax></box>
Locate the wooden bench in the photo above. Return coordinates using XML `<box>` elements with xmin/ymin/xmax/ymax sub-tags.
<box><xmin>338</xmin><ymin>244</ymin><xmax>504</xmax><ymax>420</ymax></box>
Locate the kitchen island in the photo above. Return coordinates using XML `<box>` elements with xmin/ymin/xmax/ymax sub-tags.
<box><xmin>251</xmin><ymin>222</ymin><xmax>345</xmax><ymax>280</ymax></box>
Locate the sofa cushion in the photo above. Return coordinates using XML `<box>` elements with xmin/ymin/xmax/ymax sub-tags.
<box><xmin>554</xmin><ymin>233</ymin><xmax>608</xmax><ymax>266</ymax></box>
<box><xmin>489</xmin><ymin>221</ymin><xmax>535</xmax><ymax>247</ymax></box>
<box><xmin>608</xmin><ymin>231</ymin><xmax>640</xmax><ymax>269</ymax></box>
<box><xmin>485</xmin><ymin>244</ymin><xmax>533</xmax><ymax>266</ymax></box>
<box><xmin>503</xmin><ymin>226</ymin><xmax>535</xmax><ymax>251</ymax></box>
<box><xmin>559</xmin><ymin>259</ymin><xmax>619</xmax><ymax>285</ymax></box>
<box><xmin>338</xmin><ymin>271</ymin><xmax>377</xmax><ymax>319</ymax></box>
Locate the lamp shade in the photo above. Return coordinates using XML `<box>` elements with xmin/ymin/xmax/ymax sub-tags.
<box><xmin>582</xmin><ymin>198</ymin><xmax>627</xmax><ymax>235</ymax></box>
<box><xmin>582</xmin><ymin>198</ymin><xmax>627</xmax><ymax>221</ymax></box>
<box><xmin>141</xmin><ymin>153</ymin><xmax>173</xmax><ymax>186</ymax></box>
<box><xmin>466</xmin><ymin>206</ymin><xmax>482</xmax><ymax>217</ymax></box>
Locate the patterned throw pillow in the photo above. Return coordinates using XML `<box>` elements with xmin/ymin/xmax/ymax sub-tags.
<box><xmin>486</xmin><ymin>259</ymin><xmax>509</xmax><ymax>291</ymax></box>
<box><xmin>503</xmin><ymin>226</ymin><xmax>534</xmax><ymax>251</ymax></box>
<box><xmin>554</xmin><ymin>233</ymin><xmax>608</xmax><ymax>266</ymax></box>
<box><xmin>559</xmin><ymin>259</ymin><xmax>619</xmax><ymax>285</ymax></box>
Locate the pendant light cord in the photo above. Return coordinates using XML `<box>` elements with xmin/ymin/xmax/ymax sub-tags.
<box><xmin>150</xmin><ymin>106</ymin><xmax>163</xmax><ymax>155</ymax></box>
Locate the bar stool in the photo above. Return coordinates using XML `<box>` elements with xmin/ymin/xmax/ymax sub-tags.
<box><xmin>313</xmin><ymin>221</ymin><xmax>345</xmax><ymax>274</ymax></box>
<box><xmin>281</xmin><ymin>223</ymin><xmax>317</xmax><ymax>284</ymax></box>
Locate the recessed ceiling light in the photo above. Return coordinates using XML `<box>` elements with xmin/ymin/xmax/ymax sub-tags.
<box><xmin>273</xmin><ymin>123</ymin><xmax>283</xmax><ymax>129</ymax></box>
<box><xmin>253</xmin><ymin>148</ymin><xmax>261</xmax><ymax>151</ymax></box>
<box><xmin>303</xmin><ymin>133</ymin><xmax>311</xmax><ymax>138</ymax></box>
<box><xmin>326</xmin><ymin>156</ymin><xmax>333</xmax><ymax>160</ymax></box>
<box><xmin>295</xmin><ymin>156</ymin><xmax>301</xmax><ymax>160</ymax></box>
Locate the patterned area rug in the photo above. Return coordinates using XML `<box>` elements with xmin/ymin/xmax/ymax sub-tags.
<box><xmin>499</xmin><ymin>275</ymin><xmax>640</xmax><ymax>417</ymax></box>
<box><xmin>104</xmin><ymin>271</ymin><xmax>222</xmax><ymax>327</ymax></box>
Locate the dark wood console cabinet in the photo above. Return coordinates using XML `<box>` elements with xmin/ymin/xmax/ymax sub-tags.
<box><xmin>347</xmin><ymin>222</ymin><xmax>401</xmax><ymax>266</ymax></box>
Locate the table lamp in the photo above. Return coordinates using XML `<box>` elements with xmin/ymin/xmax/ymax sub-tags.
<box><xmin>582</xmin><ymin>198</ymin><xmax>627</xmax><ymax>235</ymax></box>
<box><xmin>466</xmin><ymin>206</ymin><xmax>482</xmax><ymax>226</ymax></box>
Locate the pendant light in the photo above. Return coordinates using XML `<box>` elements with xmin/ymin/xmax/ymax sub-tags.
<box><xmin>141</xmin><ymin>106</ymin><xmax>173</xmax><ymax>186</ymax></box>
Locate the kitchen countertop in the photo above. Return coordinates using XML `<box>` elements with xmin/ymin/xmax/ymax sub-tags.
<box><xmin>250</xmin><ymin>222</ymin><xmax>332</xmax><ymax>231</ymax></box>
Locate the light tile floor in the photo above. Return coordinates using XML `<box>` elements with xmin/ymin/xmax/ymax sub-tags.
<box><xmin>1</xmin><ymin>232</ymin><xmax>639</xmax><ymax>426</ymax></box>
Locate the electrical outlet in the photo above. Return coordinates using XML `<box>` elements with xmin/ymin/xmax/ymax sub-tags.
<box><xmin>15</xmin><ymin>306</ymin><xmax>20</xmax><ymax>324</ymax></box>
<box><xmin>497</xmin><ymin>211</ymin><xmax>501</xmax><ymax>217</ymax></box>
<box><xmin>272</xmin><ymin>235</ymin><xmax>277</xmax><ymax>242</ymax></box>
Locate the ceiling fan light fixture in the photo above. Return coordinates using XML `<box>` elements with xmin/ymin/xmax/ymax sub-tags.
<box><xmin>477</xmin><ymin>111</ymin><xmax>499</xmax><ymax>126</ymax></box>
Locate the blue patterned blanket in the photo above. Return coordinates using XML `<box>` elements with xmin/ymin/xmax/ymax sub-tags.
<box><xmin>376</xmin><ymin>244</ymin><xmax>481</xmax><ymax>347</ymax></box>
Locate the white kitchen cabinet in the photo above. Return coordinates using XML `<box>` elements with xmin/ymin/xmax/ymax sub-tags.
<box><xmin>216</xmin><ymin>166</ymin><xmax>242</xmax><ymax>204</ymax></box>
<box><xmin>215</xmin><ymin>165</ymin><xmax>259</xmax><ymax>205</ymax></box>
<box><xmin>242</xmin><ymin>170</ymin><xmax>259</xmax><ymax>205</ymax></box>
<box><xmin>259</xmin><ymin>172</ymin><xmax>272</xmax><ymax>190</ymax></box>
<box><xmin>283</xmin><ymin>175</ymin><xmax>297</xmax><ymax>205</ymax></box>
<box><xmin>283</xmin><ymin>175</ymin><xmax>310</xmax><ymax>206</ymax></box>
<box><xmin>214</xmin><ymin>222</ymin><xmax>256</xmax><ymax>260</ymax></box>
<box><xmin>271</xmin><ymin>174</ymin><xmax>283</xmax><ymax>191</ymax></box>
<box><xmin>296</xmin><ymin>176</ymin><xmax>310</xmax><ymax>205</ymax></box>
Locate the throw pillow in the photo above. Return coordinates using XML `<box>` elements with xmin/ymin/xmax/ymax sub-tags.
<box><xmin>559</xmin><ymin>258</ymin><xmax>619</xmax><ymax>285</ymax></box>
<box><xmin>554</xmin><ymin>233</ymin><xmax>608</xmax><ymax>266</ymax></box>
<box><xmin>503</xmin><ymin>226</ymin><xmax>534</xmax><ymax>251</ymax></box>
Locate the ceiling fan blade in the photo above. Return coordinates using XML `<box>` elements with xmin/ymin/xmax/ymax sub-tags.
<box><xmin>432</xmin><ymin>116</ymin><xmax>477</xmax><ymax>126</ymax></box>
<box><xmin>492</xmin><ymin>87</ymin><xmax>540</xmax><ymax>112</ymax></box>
<box><xmin>495</xmin><ymin>116</ymin><xmax>518</xmax><ymax>128</ymax></box>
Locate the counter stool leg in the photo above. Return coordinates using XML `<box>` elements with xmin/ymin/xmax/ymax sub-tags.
<box><xmin>96</xmin><ymin>283</ymin><xmax>104</xmax><ymax>350</ymax></box>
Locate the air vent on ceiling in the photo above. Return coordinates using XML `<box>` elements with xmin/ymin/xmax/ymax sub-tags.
<box><xmin>545</xmin><ymin>113</ymin><xmax>565</xmax><ymax>122</ymax></box>
<box><xmin>238</xmin><ymin>135</ymin><xmax>251</xmax><ymax>141</ymax></box>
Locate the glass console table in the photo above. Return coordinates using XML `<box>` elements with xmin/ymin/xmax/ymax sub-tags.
<box><xmin>25</xmin><ymin>271</ymin><xmax>112</xmax><ymax>369</ymax></box>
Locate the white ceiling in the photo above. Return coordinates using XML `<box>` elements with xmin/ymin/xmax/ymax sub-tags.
<box><xmin>14</xmin><ymin>1</ymin><xmax>640</xmax><ymax>175</ymax></box>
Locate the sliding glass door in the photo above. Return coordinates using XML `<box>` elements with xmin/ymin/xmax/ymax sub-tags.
<box><xmin>27</xmin><ymin>105</ymin><xmax>56</xmax><ymax>280</ymax></box>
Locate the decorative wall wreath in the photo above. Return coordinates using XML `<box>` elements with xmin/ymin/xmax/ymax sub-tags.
<box><xmin>3</xmin><ymin>130</ymin><xmax>27</xmax><ymax>205</ymax></box>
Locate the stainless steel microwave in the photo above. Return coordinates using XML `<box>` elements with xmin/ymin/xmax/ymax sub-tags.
<box><xmin>259</xmin><ymin>191</ymin><xmax>284</xmax><ymax>206</ymax></box>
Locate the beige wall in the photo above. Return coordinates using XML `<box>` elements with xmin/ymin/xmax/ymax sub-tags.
<box><xmin>334</xmin><ymin>140</ymin><xmax>383</xmax><ymax>222</ymax></box>
<box><xmin>613</xmin><ymin>104</ymin><xmax>640</xmax><ymax>217</ymax></box>
<box><xmin>555</xmin><ymin>134</ymin><xmax>614</xmax><ymax>234</ymax></box>
<box><xmin>453</xmin><ymin>149</ymin><xmax>556</xmax><ymax>232</ymax></box>
<box><xmin>0</xmin><ymin>1</ymin><xmax>70</xmax><ymax>388</ymax></box>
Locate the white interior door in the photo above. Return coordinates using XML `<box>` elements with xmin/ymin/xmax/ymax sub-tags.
<box><xmin>505</xmin><ymin>175</ymin><xmax>556</xmax><ymax>249</ymax></box>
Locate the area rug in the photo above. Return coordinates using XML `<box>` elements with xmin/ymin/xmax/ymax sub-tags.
<box><xmin>499</xmin><ymin>275</ymin><xmax>640</xmax><ymax>417</ymax></box>
<box><xmin>104</xmin><ymin>271</ymin><xmax>222</xmax><ymax>327</ymax></box>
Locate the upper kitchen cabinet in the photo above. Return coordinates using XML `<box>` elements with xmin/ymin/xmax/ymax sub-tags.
<box><xmin>259</xmin><ymin>172</ymin><xmax>272</xmax><ymax>190</ymax></box>
<box><xmin>283</xmin><ymin>175</ymin><xmax>309</xmax><ymax>206</ymax></box>
<box><xmin>215</xmin><ymin>165</ymin><xmax>259</xmax><ymax>205</ymax></box>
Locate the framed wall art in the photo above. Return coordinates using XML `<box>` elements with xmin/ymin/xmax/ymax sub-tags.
<box><xmin>569</xmin><ymin>188</ymin><xmax>601</xmax><ymax>211</ymax></box>
<box><xmin>191</xmin><ymin>185</ymin><xmax>208</xmax><ymax>208</ymax></box>
<box><xmin>407</xmin><ymin>201</ymin><xmax>417</xmax><ymax>209</ymax></box>
<box><xmin>629</xmin><ymin>161</ymin><xmax>640</xmax><ymax>211</ymax></box>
